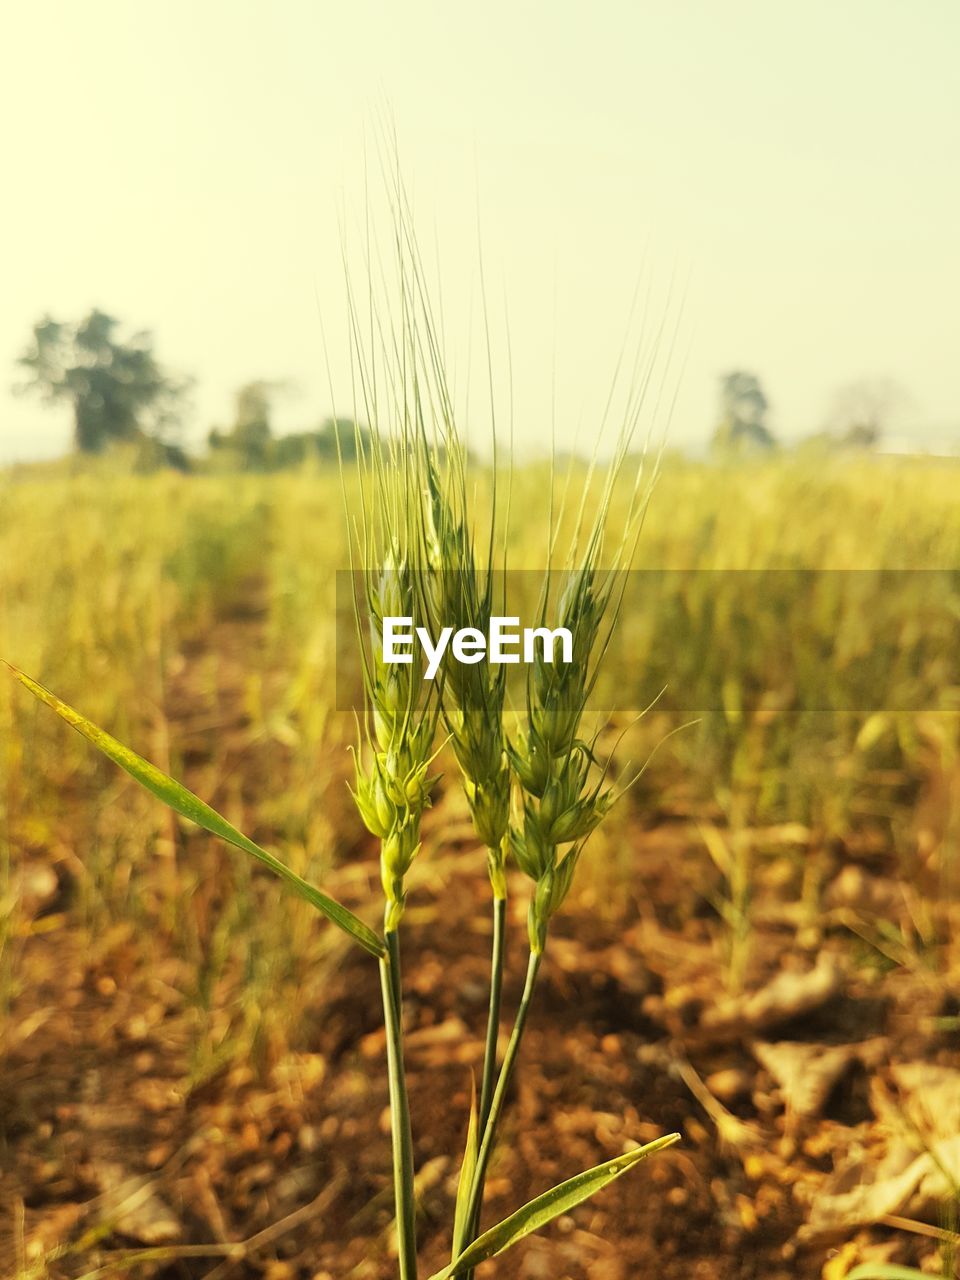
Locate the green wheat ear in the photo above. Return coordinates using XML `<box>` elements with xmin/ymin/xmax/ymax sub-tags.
<box><xmin>3</xmin><ymin>661</ymin><xmax>384</xmax><ymax>958</ymax></box>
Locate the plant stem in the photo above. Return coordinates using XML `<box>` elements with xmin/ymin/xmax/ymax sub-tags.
<box><xmin>460</xmin><ymin>947</ymin><xmax>542</xmax><ymax>1261</ymax></box>
<box><xmin>380</xmin><ymin>928</ymin><xmax>418</xmax><ymax>1280</ymax></box>
<box><xmin>478</xmin><ymin>894</ymin><xmax>506</xmax><ymax>1132</ymax></box>
<box><xmin>454</xmin><ymin>892</ymin><xmax>507</xmax><ymax>1270</ymax></box>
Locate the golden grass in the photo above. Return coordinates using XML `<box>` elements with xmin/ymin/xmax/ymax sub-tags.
<box><xmin>2</xmin><ymin>451</ymin><xmax>959</xmax><ymax>1040</ymax></box>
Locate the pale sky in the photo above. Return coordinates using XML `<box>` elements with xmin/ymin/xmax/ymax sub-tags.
<box><xmin>1</xmin><ymin>1</ymin><xmax>958</xmax><ymax>462</ymax></box>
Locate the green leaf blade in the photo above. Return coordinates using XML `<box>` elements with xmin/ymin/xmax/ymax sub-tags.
<box><xmin>451</xmin><ymin>1075</ymin><xmax>480</xmax><ymax>1259</ymax></box>
<box><xmin>432</xmin><ymin>1132</ymin><xmax>680</xmax><ymax>1279</ymax></box>
<box><xmin>6</xmin><ymin>663</ymin><xmax>385</xmax><ymax>958</ymax></box>
<box><xmin>846</xmin><ymin>1268</ymin><xmax>932</xmax><ymax>1280</ymax></box>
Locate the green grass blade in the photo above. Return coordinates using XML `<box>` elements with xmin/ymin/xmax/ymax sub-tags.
<box><xmin>430</xmin><ymin>1132</ymin><xmax>680</xmax><ymax>1279</ymax></box>
<box><xmin>451</xmin><ymin>1075</ymin><xmax>479</xmax><ymax>1259</ymax></box>
<box><xmin>846</xmin><ymin>1268</ymin><xmax>934</xmax><ymax>1279</ymax></box>
<box><xmin>5</xmin><ymin>662</ymin><xmax>385</xmax><ymax>959</ymax></box>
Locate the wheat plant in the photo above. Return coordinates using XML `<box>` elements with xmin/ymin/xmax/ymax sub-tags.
<box><xmin>328</xmin><ymin>176</ymin><xmax>679</xmax><ymax>1276</ymax></box>
<box><xmin>4</xmin><ymin>191</ymin><xmax>680</xmax><ymax>1276</ymax></box>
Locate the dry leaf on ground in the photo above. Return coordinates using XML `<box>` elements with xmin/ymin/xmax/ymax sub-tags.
<box><xmin>701</xmin><ymin>958</ymin><xmax>843</xmax><ymax>1036</ymax></box>
<box><xmin>751</xmin><ymin>1041</ymin><xmax>856</xmax><ymax>1118</ymax></box>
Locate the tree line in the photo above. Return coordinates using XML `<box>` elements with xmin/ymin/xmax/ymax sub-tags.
<box><xmin>14</xmin><ymin>309</ymin><xmax>906</xmax><ymax>468</ymax></box>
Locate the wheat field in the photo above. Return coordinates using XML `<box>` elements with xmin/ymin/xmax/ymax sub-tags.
<box><xmin>2</xmin><ymin>452</ymin><xmax>960</xmax><ymax>1279</ymax></box>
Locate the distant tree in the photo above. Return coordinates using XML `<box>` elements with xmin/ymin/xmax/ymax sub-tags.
<box><xmin>260</xmin><ymin>417</ymin><xmax>371</xmax><ymax>468</ymax></box>
<box><xmin>712</xmin><ymin>371</ymin><xmax>776</xmax><ymax>454</ymax></box>
<box><xmin>208</xmin><ymin>379</ymin><xmax>289</xmax><ymax>470</ymax></box>
<box><xmin>824</xmin><ymin>378</ymin><xmax>909</xmax><ymax>449</ymax></box>
<box><xmin>317</xmin><ymin>416</ymin><xmax>369</xmax><ymax>461</ymax></box>
<box><xmin>15</xmin><ymin>310</ymin><xmax>189</xmax><ymax>454</ymax></box>
<box><xmin>208</xmin><ymin>397</ymin><xmax>371</xmax><ymax>471</ymax></box>
<box><xmin>231</xmin><ymin>380</ymin><xmax>275</xmax><ymax>466</ymax></box>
